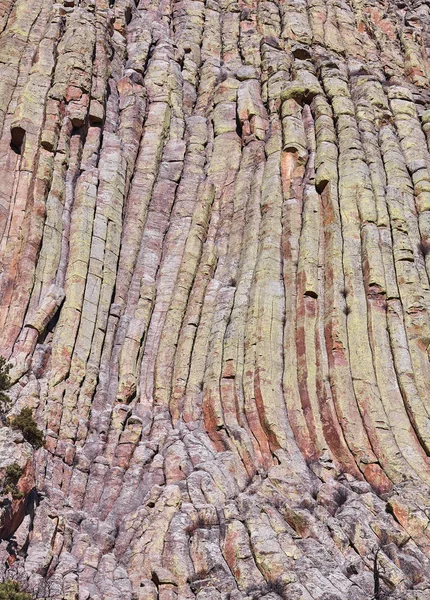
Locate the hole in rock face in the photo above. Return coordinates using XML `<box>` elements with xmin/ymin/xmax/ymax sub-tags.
<box><xmin>124</xmin><ymin>6</ymin><xmax>132</xmax><ymax>24</ymax></box>
<box><xmin>315</xmin><ymin>178</ymin><xmax>328</xmax><ymax>195</ymax></box>
<box><xmin>235</xmin><ymin>114</ymin><xmax>243</xmax><ymax>139</ymax></box>
<box><xmin>10</xmin><ymin>126</ymin><xmax>25</xmax><ymax>154</ymax></box>
<box><xmin>292</xmin><ymin>47</ymin><xmax>312</xmax><ymax>60</ymax></box>
<box><xmin>151</xmin><ymin>572</ymin><xmax>160</xmax><ymax>586</ymax></box>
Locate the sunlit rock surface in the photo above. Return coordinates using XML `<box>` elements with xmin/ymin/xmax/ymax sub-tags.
<box><xmin>1</xmin><ymin>0</ymin><xmax>430</xmax><ymax>597</ymax></box>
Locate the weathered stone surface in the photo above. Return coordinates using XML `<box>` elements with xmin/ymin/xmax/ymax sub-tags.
<box><xmin>0</xmin><ymin>0</ymin><xmax>430</xmax><ymax>598</ymax></box>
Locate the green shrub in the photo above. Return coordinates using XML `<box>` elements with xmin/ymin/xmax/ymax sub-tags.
<box><xmin>2</xmin><ymin>463</ymin><xmax>24</xmax><ymax>500</ymax></box>
<box><xmin>5</xmin><ymin>463</ymin><xmax>22</xmax><ymax>482</ymax></box>
<box><xmin>3</xmin><ymin>485</ymin><xmax>24</xmax><ymax>500</ymax></box>
<box><xmin>0</xmin><ymin>356</ymin><xmax>11</xmax><ymax>416</ymax></box>
<box><xmin>11</xmin><ymin>408</ymin><xmax>44</xmax><ymax>449</ymax></box>
<box><xmin>0</xmin><ymin>580</ymin><xmax>32</xmax><ymax>599</ymax></box>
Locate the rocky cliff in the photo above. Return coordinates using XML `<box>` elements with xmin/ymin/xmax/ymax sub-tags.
<box><xmin>0</xmin><ymin>0</ymin><xmax>430</xmax><ymax>598</ymax></box>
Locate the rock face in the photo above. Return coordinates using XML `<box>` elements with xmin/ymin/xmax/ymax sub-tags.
<box><xmin>0</xmin><ymin>0</ymin><xmax>430</xmax><ymax>598</ymax></box>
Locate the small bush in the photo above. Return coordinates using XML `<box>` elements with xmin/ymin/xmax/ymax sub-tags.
<box><xmin>2</xmin><ymin>463</ymin><xmax>24</xmax><ymax>500</ymax></box>
<box><xmin>4</xmin><ymin>486</ymin><xmax>24</xmax><ymax>501</ymax></box>
<box><xmin>343</xmin><ymin>305</ymin><xmax>352</xmax><ymax>316</ymax></box>
<box><xmin>0</xmin><ymin>581</ymin><xmax>32</xmax><ymax>600</ymax></box>
<box><xmin>11</xmin><ymin>408</ymin><xmax>44</xmax><ymax>449</ymax></box>
<box><xmin>6</xmin><ymin>463</ymin><xmax>23</xmax><ymax>482</ymax></box>
<box><xmin>0</xmin><ymin>356</ymin><xmax>11</xmax><ymax>416</ymax></box>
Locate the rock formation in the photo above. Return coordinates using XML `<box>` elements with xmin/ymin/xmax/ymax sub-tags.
<box><xmin>0</xmin><ymin>0</ymin><xmax>430</xmax><ymax>597</ymax></box>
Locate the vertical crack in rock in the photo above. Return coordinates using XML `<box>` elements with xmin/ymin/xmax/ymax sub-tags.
<box><xmin>0</xmin><ymin>0</ymin><xmax>430</xmax><ymax>598</ymax></box>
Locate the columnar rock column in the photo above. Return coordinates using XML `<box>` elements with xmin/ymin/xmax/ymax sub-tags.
<box><xmin>0</xmin><ymin>0</ymin><xmax>430</xmax><ymax>598</ymax></box>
